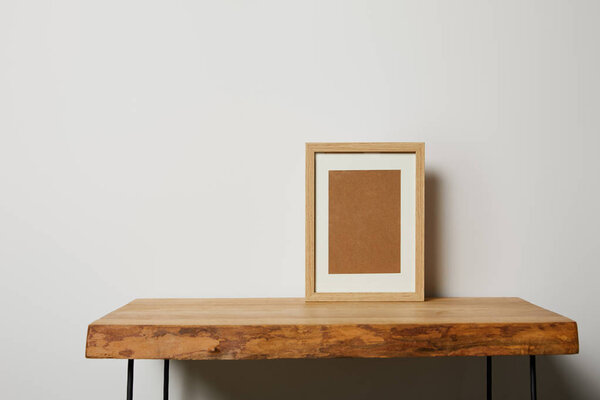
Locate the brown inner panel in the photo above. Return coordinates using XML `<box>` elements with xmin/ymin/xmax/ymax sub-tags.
<box><xmin>328</xmin><ymin>170</ymin><xmax>401</xmax><ymax>274</ymax></box>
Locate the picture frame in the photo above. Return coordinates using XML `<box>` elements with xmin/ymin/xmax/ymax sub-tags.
<box><xmin>305</xmin><ymin>142</ymin><xmax>424</xmax><ymax>301</ymax></box>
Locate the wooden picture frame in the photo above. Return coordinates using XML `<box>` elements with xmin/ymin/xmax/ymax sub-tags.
<box><xmin>305</xmin><ymin>142</ymin><xmax>424</xmax><ymax>301</ymax></box>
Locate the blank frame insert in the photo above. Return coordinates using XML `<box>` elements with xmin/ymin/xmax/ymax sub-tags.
<box><xmin>328</xmin><ymin>170</ymin><xmax>401</xmax><ymax>274</ymax></box>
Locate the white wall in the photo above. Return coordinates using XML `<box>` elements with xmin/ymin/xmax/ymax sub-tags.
<box><xmin>1</xmin><ymin>0</ymin><xmax>598</xmax><ymax>399</ymax></box>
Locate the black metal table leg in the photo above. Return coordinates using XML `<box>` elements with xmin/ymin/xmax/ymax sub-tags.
<box><xmin>164</xmin><ymin>360</ymin><xmax>170</xmax><ymax>400</ymax></box>
<box><xmin>530</xmin><ymin>355</ymin><xmax>537</xmax><ymax>400</ymax></box>
<box><xmin>126</xmin><ymin>359</ymin><xmax>134</xmax><ymax>400</ymax></box>
<box><xmin>486</xmin><ymin>356</ymin><xmax>492</xmax><ymax>400</ymax></box>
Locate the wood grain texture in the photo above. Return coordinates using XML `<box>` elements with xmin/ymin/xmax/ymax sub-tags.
<box><xmin>305</xmin><ymin>142</ymin><xmax>425</xmax><ymax>301</ymax></box>
<box><xmin>306</xmin><ymin>143</ymin><xmax>316</xmax><ymax>298</ymax></box>
<box><xmin>86</xmin><ymin>297</ymin><xmax>578</xmax><ymax>360</ymax></box>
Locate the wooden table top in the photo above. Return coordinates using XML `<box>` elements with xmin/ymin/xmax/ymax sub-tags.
<box><xmin>86</xmin><ymin>297</ymin><xmax>578</xmax><ymax>360</ymax></box>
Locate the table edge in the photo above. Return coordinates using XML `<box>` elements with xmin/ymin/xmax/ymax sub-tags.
<box><xmin>86</xmin><ymin>320</ymin><xmax>579</xmax><ymax>360</ymax></box>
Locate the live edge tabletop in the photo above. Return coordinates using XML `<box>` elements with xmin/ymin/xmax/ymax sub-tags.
<box><xmin>85</xmin><ymin>297</ymin><xmax>578</xmax><ymax>360</ymax></box>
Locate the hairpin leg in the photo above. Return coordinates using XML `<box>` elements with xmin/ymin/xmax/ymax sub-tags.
<box><xmin>530</xmin><ymin>355</ymin><xmax>537</xmax><ymax>400</ymax></box>
<box><xmin>163</xmin><ymin>360</ymin><xmax>170</xmax><ymax>400</ymax></box>
<box><xmin>486</xmin><ymin>356</ymin><xmax>492</xmax><ymax>400</ymax></box>
<box><xmin>126</xmin><ymin>359</ymin><xmax>134</xmax><ymax>400</ymax></box>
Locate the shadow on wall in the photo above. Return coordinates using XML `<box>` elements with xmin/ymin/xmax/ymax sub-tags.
<box><xmin>175</xmin><ymin>171</ymin><xmax>583</xmax><ymax>399</ymax></box>
<box><xmin>174</xmin><ymin>356</ymin><xmax>580</xmax><ymax>399</ymax></box>
<box><xmin>425</xmin><ymin>171</ymin><xmax>443</xmax><ymax>297</ymax></box>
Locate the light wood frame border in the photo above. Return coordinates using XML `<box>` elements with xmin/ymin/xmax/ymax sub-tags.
<box><xmin>305</xmin><ymin>142</ymin><xmax>424</xmax><ymax>301</ymax></box>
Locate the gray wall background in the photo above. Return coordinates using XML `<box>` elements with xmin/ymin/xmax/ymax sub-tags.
<box><xmin>1</xmin><ymin>0</ymin><xmax>598</xmax><ymax>398</ymax></box>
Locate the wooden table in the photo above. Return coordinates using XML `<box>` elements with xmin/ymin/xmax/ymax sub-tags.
<box><xmin>86</xmin><ymin>297</ymin><xmax>578</xmax><ymax>400</ymax></box>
